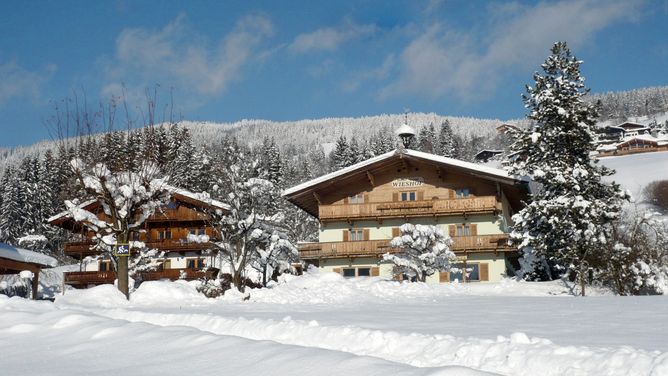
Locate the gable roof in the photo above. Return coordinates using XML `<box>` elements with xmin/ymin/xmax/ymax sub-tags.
<box><xmin>283</xmin><ymin>148</ymin><xmax>528</xmax><ymax>217</ymax></box>
<box><xmin>48</xmin><ymin>186</ymin><xmax>230</xmax><ymax>227</ymax></box>
<box><xmin>0</xmin><ymin>243</ymin><xmax>57</xmax><ymax>268</ymax></box>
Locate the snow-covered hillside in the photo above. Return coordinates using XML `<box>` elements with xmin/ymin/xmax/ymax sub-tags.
<box><xmin>600</xmin><ymin>150</ymin><xmax>668</xmax><ymax>199</ymax></box>
<box><xmin>2</xmin><ymin>273</ymin><xmax>667</xmax><ymax>376</ymax></box>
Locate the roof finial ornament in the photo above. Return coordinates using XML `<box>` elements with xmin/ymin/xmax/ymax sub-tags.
<box><xmin>396</xmin><ymin>109</ymin><xmax>416</xmax><ymax>151</ymax></box>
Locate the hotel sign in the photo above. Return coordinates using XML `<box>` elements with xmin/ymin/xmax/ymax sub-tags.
<box><xmin>391</xmin><ymin>177</ymin><xmax>424</xmax><ymax>188</ymax></box>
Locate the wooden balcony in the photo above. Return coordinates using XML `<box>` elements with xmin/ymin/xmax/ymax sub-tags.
<box><xmin>139</xmin><ymin>268</ymin><xmax>219</xmax><ymax>281</ymax></box>
<box><xmin>63</xmin><ymin>271</ymin><xmax>116</xmax><ymax>286</ymax></box>
<box><xmin>148</xmin><ymin>206</ymin><xmax>210</xmax><ymax>222</ymax></box>
<box><xmin>64</xmin><ymin>239</ymin><xmax>219</xmax><ymax>258</ymax></box>
<box><xmin>298</xmin><ymin>234</ymin><xmax>512</xmax><ymax>260</ymax></box>
<box><xmin>63</xmin><ymin>268</ymin><xmax>219</xmax><ymax>286</ymax></box>
<box><xmin>319</xmin><ymin>196</ymin><xmax>500</xmax><ymax>222</ymax></box>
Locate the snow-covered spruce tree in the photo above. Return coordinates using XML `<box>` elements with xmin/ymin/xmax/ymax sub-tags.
<box><xmin>507</xmin><ymin>42</ymin><xmax>629</xmax><ymax>296</ymax></box>
<box><xmin>418</xmin><ymin>123</ymin><xmax>437</xmax><ymax>154</ymax></box>
<box><xmin>437</xmin><ymin>120</ymin><xmax>457</xmax><ymax>158</ymax></box>
<box><xmin>205</xmin><ymin>153</ymin><xmax>295</xmax><ymax>293</ymax></box>
<box><xmin>383</xmin><ymin>223</ymin><xmax>455</xmax><ymax>282</ymax></box>
<box><xmin>67</xmin><ymin>158</ymin><xmax>171</xmax><ymax>298</ymax></box>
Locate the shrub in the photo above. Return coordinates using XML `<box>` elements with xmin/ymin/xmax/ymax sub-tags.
<box><xmin>644</xmin><ymin>180</ymin><xmax>668</xmax><ymax>211</ymax></box>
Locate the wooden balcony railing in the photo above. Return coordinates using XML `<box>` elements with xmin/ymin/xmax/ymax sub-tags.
<box><xmin>298</xmin><ymin>234</ymin><xmax>512</xmax><ymax>259</ymax></box>
<box><xmin>63</xmin><ymin>271</ymin><xmax>117</xmax><ymax>285</ymax></box>
<box><xmin>318</xmin><ymin>196</ymin><xmax>500</xmax><ymax>222</ymax></box>
<box><xmin>64</xmin><ymin>239</ymin><xmax>219</xmax><ymax>257</ymax></box>
<box><xmin>63</xmin><ymin>268</ymin><xmax>219</xmax><ymax>286</ymax></box>
<box><xmin>139</xmin><ymin>268</ymin><xmax>219</xmax><ymax>281</ymax></box>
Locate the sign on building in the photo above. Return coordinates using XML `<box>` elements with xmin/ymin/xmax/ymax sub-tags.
<box><xmin>115</xmin><ymin>243</ymin><xmax>130</xmax><ymax>257</ymax></box>
<box><xmin>391</xmin><ymin>177</ymin><xmax>424</xmax><ymax>188</ymax></box>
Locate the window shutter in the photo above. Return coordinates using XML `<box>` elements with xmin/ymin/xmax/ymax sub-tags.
<box><xmin>392</xmin><ymin>192</ymin><xmax>399</xmax><ymax>202</ymax></box>
<box><xmin>392</xmin><ymin>227</ymin><xmax>401</xmax><ymax>238</ymax></box>
<box><xmin>343</xmin><ymin>197</ymin><xmax>349</xmax><ymax>204</ymax></box>
<box><xmin>417</xmin><ymin>191</ymin><xmax>424</xmax><ymax>201</ymax></box>
<box><xmin>343</xmin><ymin>231</ymin><xmax>349</xmax><ymax>241</ymax></box>
<box><xmin>449</xmin><ymin>189</ymin><xmax>455</xmax><ymax>199</ymax></box>
<box><xmin>363</xmin><ymin>193</ymin><xmax>369</xmax><ymax>203</ymax></box>
<box><xmin>449</xmin><ymin>225</ymin><xmax>456</xmax><ymax>237</ymax></box>
<box><xmin>363</xmin><ymin>229</ymin><xmax>370</xmax><ymax>240</ymax></box>
<box><xmin>333</xmin><ymin>268</ymin><xmax>342</xmax><ymax>274</ymax></box>
<box><xmin>470</xmin><ymin>224</ymin><xmax>478</xmax><ymax>236</ymax></box>
<box><xmin>480</xmin><ymin>263</ymin><xmax>489</xmax><ymax>281</ymax></box>
<box><xmin>439</xmin><ymin>271</ymin><xmax>449</xmax><ymax>283</ymax></box>
<box><xmin>371</xmin><ymin>267</ymin><xmax>380</xmax><ymax>277</ymax></box>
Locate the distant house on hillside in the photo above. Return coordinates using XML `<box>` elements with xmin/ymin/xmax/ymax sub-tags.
<box><xmin>283</xmin><ymin>147</ymin><xmax>529</xmax><ymax>283</ymax></box>
<box><xmin>48</xmin><ymin>188</ymin><xmax>229</xmax><ymax>288</ymax></box>
<box><xmin>595</xmin><ymin>120</ymin><xmax>668</xmax><ymax>157</ymax></box>
<box><xmin>496</xmin><ymin>123</ymin><xmax>520</xmax><ymax>135</ymax></box>
<box><xmin>474</xmin><ymin>149</ymin><xmax>504</xmax><ymax>163</ymax></box>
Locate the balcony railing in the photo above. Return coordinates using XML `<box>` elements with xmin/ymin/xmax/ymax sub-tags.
<box><xmin>298</xmin><ymin>234</ymin><xmax>512</xmax><ymax>259</ymax></box>
<box><xmin>318</xmin><ymin>196</ymin><xmax>500</xmax><ymax>222</ymax></box>
<box><xmin>63</xmin><ymin>268</ymin><xmax>219</xmax><ymax>286</ymax></box>
<box><xmin>139</xmin><ymin>268</ymin><xmax>219</xmax><ymax>281</ymax></box>
<box><xmin>63</xmin><ymin>271</ymin><xmax>117</xmax><ymax>285</ymax></box>
<box><xmin>64</xmin><ymin>239</ymin><xmax>219</xmax><ymax>257</ymax></box>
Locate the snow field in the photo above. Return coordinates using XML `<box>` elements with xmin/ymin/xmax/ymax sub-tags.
<box><xmin>46</xmin><ymin>273</ymin><xmax>668</xmax><ymax>376</ymax></box>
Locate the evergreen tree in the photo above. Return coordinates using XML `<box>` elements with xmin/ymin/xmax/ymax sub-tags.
<box><xmin>330</xmin><ymin>135</ymin><xmax>352</xmax><ymax>170</ymax></box>
<box><xmin>437</xmin><ymin>120</ymin><xmax>457</xmax><ymax>158</ymax></box>
<box><xmin>348</xmin><ymin>138</ymin><xmax>362</xmax><ymax>164</ymax></box>
<box><xmin>507</xmin><ymin>42</ymin><xmax>629</xmax><ymax>296</ymax></box>
<box><xmin>418</xmin><ymin>123</ymin><xmax>437</xmax><ymax>153</ymax></box>
<box><xmin>0</xmin><ymin>167</ymin><xmax>23</xmax><ymax>243</ymax></box>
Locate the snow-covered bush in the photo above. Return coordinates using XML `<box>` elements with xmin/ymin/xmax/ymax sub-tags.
<box><xmin>383</xmin><ymin>223</ymin><xmax>455</xmax><ymax>282</ymax></box>
<box><xmin>644</xmin><ymin>180</ymin><xmax>668</xmax><ymax>212</ymax></box>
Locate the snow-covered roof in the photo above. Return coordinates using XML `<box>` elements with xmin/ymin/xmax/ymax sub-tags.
<box><xmin>0</xmin><ymin>243</ymin><xmax>57</xmax><ymax>268</ymax></box>
<box><xmin>47</xmin><ymin>186</ymin><xmax>230</xmax><ymax>225</ymax></box>
<box><xmin>283</xmin><ymin>149</ymin><xmax>525</xmax><ymax>196</ymax></box>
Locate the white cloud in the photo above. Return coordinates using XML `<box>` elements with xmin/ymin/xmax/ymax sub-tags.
<box><xmin>289</xmin><ymin>20</ymin><xmax>377</xmax><ymax>53</ymax></box>
<box><xmin>341</xmin><ymin>54</ymin><xmax>395</xmax><ymax>92</ymax></box>
<box><xmin>0</xmin><ymin>60</ymin><xmax>55</xmax><ymax>105</ymax></box>
<box><xmin>380</xmin><ymin>0</ymin><xmax>643</xmax><ymax>100</ymax></box>
<box><xmin>102</xmin><ymin>14</ymin><xmax>274</xmax><ymax>105</ymax></box>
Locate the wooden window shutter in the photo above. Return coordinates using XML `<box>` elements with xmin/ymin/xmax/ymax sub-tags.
<box><xmin>449</xmin><ymin>189</ymin><xmax>455</xmax><ymax>199</ymax></box>
<box><xmin>480</xmin><ymin>263</ymin><xmax>489</xmax><ymax>281</ymax></box>
<box><xmin>392</xmin><ymin>192</ymin><xmax>399</xmax><ymax>202</ymax></box>
<box><xmin>439</xmin><ymin>271</ymin><xmax>449</xmax><ymax>283</ymax></box>
<box><xmin>470</xmin><ymin>224</ymin><xmax>478</xmax><ymax>236</ymax></box>
<box><xmin>343</xmin><ymin>230</ymin><xmax>349</xmax><ymax>241</ymax></box>
<box><xmin>392</xmin><ymin>227</ymin><xmax>401</xmax><ymax>238</ymax></box>
<box><xmin>449</xmin><ymin>225</ymin><xmax>456</xmax><ymax>237</ymax></box>
<box><xmin>333</xmin><ymin>268</ymin><xmax>342</xmax><ymax>274</ymax></box>
<box><xmin>417</xmin><ymin>191</ymin><xmax>424</xmax><ymax>201</ymax></box>
<box><xmin>363</xmin><ymin>229</ymin><xmax>370</xmax><ymax>240</ymax></box>
<box><xmin>371</xmin><ymin>267</ymin><xmax>380</xmax><ymax>277</ymax></box>
<box><xmin>363</xmin><ymin>193</ymin><xmax>369</xmax><ymax>203</ymax></box>
<box><xmin>343</xmin><ymin>197</ymin><xmax>349</xmax><ymax>204</ymax></box>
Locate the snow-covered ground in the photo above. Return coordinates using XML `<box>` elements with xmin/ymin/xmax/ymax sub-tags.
<box><xmin>2</xmin><ymin>271</ymin><xmax>667</xmax><ymax>375</ymax></box>
<box><xmin>600</xmin><ymin>150</ymin><xmax>668</xmax><ymax>199</ymax></box>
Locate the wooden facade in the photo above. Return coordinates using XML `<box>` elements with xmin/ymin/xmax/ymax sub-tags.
<box><xmin>284</xmin><ymin>149</ymin><xmax>529</xmax><ymax>283</ymax></box>
<box><xmin>49</xmin><ymin>189</ymin><xmax>229</xmax><ymax>288</ymax></box>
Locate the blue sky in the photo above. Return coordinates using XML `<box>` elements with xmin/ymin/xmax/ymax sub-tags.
<box><xmin>1</xmin><ymin>0</ymin><xmax>667</xmax><ymax>147</ymax></box>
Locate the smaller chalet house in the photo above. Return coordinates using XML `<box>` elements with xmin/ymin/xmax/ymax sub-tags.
<box><xmin>595</xmin><ymin>121</ymin><xmax>668</xmax><ymax>157</ymax></box>
<box><xmin>283</xmin><ymin>148</ymin><xmax>529</xmax><ymax>283</ymax></box>
<box><xmin>0</xmin><ymin>243</ymin><xmax>57</xmax><ymax>299</ymax></box>
<box><xmin>48</xmin><ymin>188</ymin><xmax>229</xmax><ymax>288</ymax></box>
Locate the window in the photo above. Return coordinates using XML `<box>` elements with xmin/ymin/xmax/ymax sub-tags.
<box><xmin>456</xmin><ymin>188</ymin><xmax>470</xmax><ymax>198</ymax></box>
<box><xmin>342</xmin><ymin>268</ymin><xmax>356</xmax><ymax>278</ymax></box>
<box><xmin>158</xmin><ymin>229</ymin><xmax>172</xmax><ymax>240</ymax></box>
<box><xmin>99</xmin><ymin>260</ymin><xmax>112</xmax><ymax>272</ymax></box>
<box><xmin>165</xmin><ymin>201</ymin><xmax>178</xmax><ymax>209</ymax></box>
<box><xmin>357</xmin><ymin>268</ymin><xmax>371</xmax><ymax>277</ymax></box>
<box><xmin>187</xmin><ymin>258</ymin><xmax>204</xmax><ymax>270</ymax></box>
<box><xmin>349</xmin><ymin>229</ymin><xmax>364</xmax><ymax>241</ymax></box>
<box><xmin>401</xmin><ymin>191</ymin><xmax>416</xmax><ymax>201</ymax></box>
<box><xmin>349</xmin><ymin>193</ymin><xmax>364</xmax><ymax>204</ymax></box>
<box><xmin>456</xmin><ymin>224</ymin><xmax>471</xmax><ymax>237</ymax></box>
<box><xmin>189</xmin><ymin>228</ymin><xmax>206</xmax><ymax>235</ymax></box>
<box><xmin>449</xmin><ymin>263</ymin><xmax>479</xmax><ymax>282</ymax></box>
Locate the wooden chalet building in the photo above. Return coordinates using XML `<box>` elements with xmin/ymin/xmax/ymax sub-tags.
<box><xmin>283</xmin><ymin>148</ymin><xmax>529</xmax><ymax>283</ymax></box>
<box><xmin>48</xmin><ymin>189</ymin><xmax>229</xmax><ymax>288</ymax></box>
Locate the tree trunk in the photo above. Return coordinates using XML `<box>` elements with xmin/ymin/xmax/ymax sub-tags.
<box><xmin>233</xmin><ymin>270</ymin><xmax>245</xmax><ymax>293</ymax></box>
<box><xmin>262</xmin><ymin>264</ymin><xmax>268</xmax><ymax>287</ymax></box>
<box><xmin>117</xmin><ymin>232</ymin><xmax>129</xmax><ymax>299</ymax></box>
<box><xmin>579</xmin><ymin>261</ymin><xmax>586</xmax><ymax>297</ymax></box>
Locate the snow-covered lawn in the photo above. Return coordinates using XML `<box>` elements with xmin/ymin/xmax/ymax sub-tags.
<box><xmin>2</xmin><ymin>272</ymin><xmax>667</xmax><ymax>375</ymax></box>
